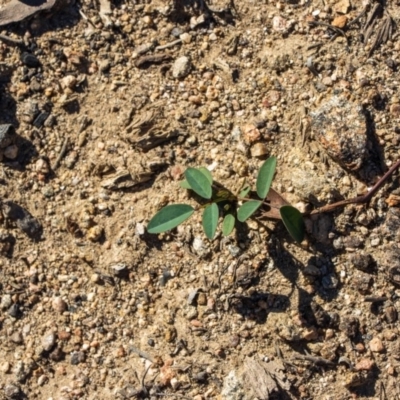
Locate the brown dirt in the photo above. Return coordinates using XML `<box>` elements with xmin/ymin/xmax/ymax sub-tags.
<box><xmin>1</xmin><ymin>0</ymin><xmax>400</xmax><ymax>399</ymax></box>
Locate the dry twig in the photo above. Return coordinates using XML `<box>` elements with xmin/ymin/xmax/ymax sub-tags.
<box><xmin>305</xmin><ymin>159</ymin><xmax>400</xmax><ymax>216</ymax></box>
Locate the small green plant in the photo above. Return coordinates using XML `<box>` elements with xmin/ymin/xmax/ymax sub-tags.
<box><xmin>147</xmin><ymin>157</ymin><xmax>305</xmax><ymax>243</ymax></box>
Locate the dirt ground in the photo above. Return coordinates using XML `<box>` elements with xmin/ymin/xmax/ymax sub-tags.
<box><xmin>1</xmin><ymin>0</ymin><xmax>400</xmax><ymax>399</ymax></box>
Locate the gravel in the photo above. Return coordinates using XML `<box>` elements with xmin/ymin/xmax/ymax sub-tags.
<box><xmin>0</xmin><ymin>0</ymin><xmax>400</xmax><ymax>398</ymax></box>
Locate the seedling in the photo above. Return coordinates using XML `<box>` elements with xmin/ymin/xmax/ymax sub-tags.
<box><xmin>147</xmin><ymin>157</ymin><xmax>305</xmax><ymax>243</ymax></box>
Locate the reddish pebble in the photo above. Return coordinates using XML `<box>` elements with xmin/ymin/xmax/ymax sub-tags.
<box><xmin>355</xmin><ymin>358</ymin><xmax>375</xmax><ymax>371</ymax></box>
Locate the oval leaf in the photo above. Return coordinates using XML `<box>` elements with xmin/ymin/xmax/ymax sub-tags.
<box><xmin>198</xmin><ymin>167</ymin><xmax>213</xmax><ymax>185</ymax></box>
<box><xmin>180</xmin><ymin>179</ymin><xmax>192</xmax><ymax>189</ymax></box>
<box><xmin>222</xmin><ymin>214</ymin><xmax>235</xmax><ymax>236</ymax></box>
<box><xmin>237</xmin><ymin>200</ymin><xmax>262</xmax><ymax>222</ymax></box>
<box><xmin>202</xmin><ymin>203</ymin><xmax>219</xmax><ymax>240</ymax></box>
<box><xmin>256</xmin><ymin>156</ymin><xmax>277</xmax><ymax>199</ymax></box>
<box><xmin>280</xmin><ymin>205</ymin><xmax>305</xmax><ymax>243</ymax></box>
<box><xmin>185</xmin><ymin>168</ymin><xmax>212</xmax><ymax>199</ymax></box>
<box><xmin>238</xmin><ymin>185</ymin><xmax>251</xmax><ymax>199</ymax></box>
<box><xmin>147</xmin><ymin>204</ymin><xmax>194</xmax><ymax>234</ymax></box>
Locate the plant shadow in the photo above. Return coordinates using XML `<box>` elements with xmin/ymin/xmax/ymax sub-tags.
<box><xmin>229</xmin><ymin>291</ymin><xmax>289</xmax><ymax>324</ymax></box>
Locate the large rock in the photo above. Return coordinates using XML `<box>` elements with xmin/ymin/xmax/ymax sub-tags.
<box><xmin>310</xmin><ymin>95</ymin><xmax>367</xmax><ymax>170</ymax></box>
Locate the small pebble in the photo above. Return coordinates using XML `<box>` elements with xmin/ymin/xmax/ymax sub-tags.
<box><xmin>70</xmin><ymin>351</ymin><xmax>85</xmax><ymax>365</ymax></box>
<box><xmin>0</xmin><ymin>361</ymin><xmax>10</xmax><ymax>373</ymax></box>
<box><xmin>98</xmin><ymin>59</ymin><xmax>111</xmax><ymax>73</ymax></box>
<box><xmin>241</xmin><ymin>123</ymin><xmax>260</xmax><ymax>145</ymax></box>
<box><xmin>4</xmin><ymin>384</ymin><xmax>21</xmax><ymax>399</ymax></box>
<box><xmin>42</xmin><ymin>332</ymin><xmax>56</xmax><ymax>352</ymax></box>
<box><xmin>170</xmin><ymin>377</ymin><xmax>180</xmax><ymax>390</ymax></box>
<box><xmin>20</xmin><ymin>52</ymin><xmax>40</xmax><ymax>68</ymax></box>
<box><xmin>355</xmin><ymin>358</ymin><xmax>375</xmax><ymax>371</ymax></box>
<box><xmin>180</xmin><ymin>33</ymin><xmax>192</xmax><ymax>44</ymax></box>
<box><xmin>3</xmin><ymin>145</ymin><xmax>18</xmax><ymax>159</ymax></box>
<box><xmin>52</xmin><ymin>297</ymin><xmax>68</xmax><ymax>313</ymax></box>
<box><xmin>8</xmin><ymin>303</ymin><xmax>20</xmax><ymax>318</ymax></box>
<box><xmin>369</xmin><ymin>337</ymin><xmax>385</xmax><ymax>353</ymax></box>
<box><xmin>37</xmin><ymin>374</ymin><xmax>48</xmax><ymax>386</ymax></box>
<box><xmin>87</xmin><ymin>225</ymin><xmax>103</xmax><ymax>242</ymax></box>
<box><xmin>172</xmin><ymin>56</ymin><xmax>192</xmax><ymax>79</ymax></box>
<box><xmin>49</xmin><ymin>346</ymin><xmax>64</xmax><ymax>362</ymax></box>
<box><xmin>250</xmin><ymin>142</ymin><xmax>268</xmax><ymax>157</ymax></box>
<box><xmin>10</xmin><ymin>331</ymin><xmax>23</xmax><ymax>344</ymax></box>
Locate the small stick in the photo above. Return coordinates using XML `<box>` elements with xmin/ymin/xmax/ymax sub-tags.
<box><xmin>53</xmin><ymin>137</ymin><xmax>69</xmax><ymax>170</ymax></box>
<box><xmin>305</xmin><ymin>159</ymin><xmax>400</xmax><ymax>216</ymax></box>
<box><xmin>79</xmin><ymin>9</ymin><xmax>97</xmax><ymax>29</ymax></box>
<box><xmin>129</xmin><ymin>345</ymin><xmax>155</xmax><ymax>363</ymax></box>
<box><xmin>364</xmin><ymin>296</ymin><xmax>387</xmax><ymax>303</ymax></box>
<box><xmin>348</xmin><ymin>7</ymin><xmax>367</xmax><ymax>27</ymax></box>
<box><xmin>140</xmin><ymin>364</ymin><xmax>152</xmax><ymax>396</ymax></box>
<box><xmin>293</xmin><ymin>354</ymin><xmax>335</xmax><ymax>367</ymax></box>
<box><xmin>308</xmin><ymin>21</ymin><xmax>348</xmax><ymax>43</ymax></box>
<box><xmin>0</xmin><ymin>33</ymin><xmax>24</xmax><ymax>47</ymax></box>
<box><xmin>156</xmin><ymin>393</ymin><xmax>192</xmax><ymax>399</ymax></box>
<box><xmin>155</xmin><ymin>39</ymin><xmax>182</xmax><ymax>51</ymax></box>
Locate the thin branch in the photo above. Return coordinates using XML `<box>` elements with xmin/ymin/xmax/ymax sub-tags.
<box><xmin>304</xmin><ymin>159</ymin><xmax>400</xmax><ymax>216</ymax></box>
<box><xmin>52</xmin><ymin>137</ymin><xmax>69</xmax><ymax>170</ymax></box>
<box><xmin>0</xmin><ymin>33</ymin><xmax>25</xmax><ymax>47</ymax></box>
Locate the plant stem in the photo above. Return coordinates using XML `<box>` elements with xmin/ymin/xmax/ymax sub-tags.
<box><xmin>304</xmin><ymin>159</ymin><xmax>400</xmax><ymax>216</ymax></box>
<box><xmin>239</xmin><ymin>196</ymin><xmax>282</xmax><ymax>210</ymax></box>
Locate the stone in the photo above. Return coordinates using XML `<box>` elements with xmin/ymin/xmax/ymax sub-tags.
<box><xmin>172</xmin><ymin>56</ymin><xmax>192</xmax><ymax>79</ymax></box>
<box><xmin>10</xmin><ymin>331</ymin><xmax>23</xmax><ymax>344</ymax></box>
<box><xmin>333</xmin><ymin>0</ymin><xmax>351</xmax><ymax>14</ymax></box>
<box><xmin>42</xmin><ymin>332</ymin><xmax>56</xmax><ymax>352</ymax></box>
<box><xmin>349</xmin><ymin>253</ymin><xmax>374</xmax><ymax>272</ymax></box>
<box><xmin>310</xmin><ymin>95</ymin><xmax>367</xmax><ymax>170</ymax></box>
<box><xmin>3</xmin><ymin>144</ymin><xmax>18</xmax><ymax>159</ymax></box>
<box><xmin>1</xmin><ymin>201</ymin><xmax>42</xmax><ymax>239</ymax></box>
<box><xmin>3</xmin><ymin>384</ymin><xmax>21</xmax><ymax>399</ymax></box>
<box><xmin>385</xmin><ymin>306</ymin><xmax>398</xmax><ymax>323</ymax></box>
<box><xmin>242</xmin><ymin>123</ymin><xmax>261</xmax><ymax>145</ymax></box>
<box><xmin>49</xmin><ymin>346</ymin><xmax>65</xmax><ymax>362</ymax></box>
<box><xmin>272</xmin><ymin>15</ymin><xmax>290</xmax><ymax>32</ymax></box>
<box><xmin>179</xmin><ymin>33</ymin><xmax>192</xmax><ymax>44</ymax></box>
<box><xmin>52</xmin><ymin>297</ymin><xmax>68</xmax><ymax>313</ymax></box>
<box><xmin>8</xmin><ymin>304</ymin><xmax>20</xmax><ymax>318</ymax></box>
<box><xmin>98</xmin><ymin>59</ymin><xmax>111</xmax><ymax>73</ymax></box>
<box><xmin>352</xmin><ymin>271</ymin><xmax>372</xmax><ymax>294</ymax></box>
<box><xmin>0</xmin><ymin>294</ymin><xmax>12</xmax><ymax>310</ymax></box>
<box><xmin>221</xmin><ymin>370</ymin><xmax>246</xmax><ymax>400</ymax></box>
<box><xmin>301</xmin><ymin>326</ymin><xmax>318</xmax><ymax>341</ymax></box>
<box><xmin>250</xmin><ymin>143</ymin><xmax>268</xmax><ymax>157</ymax></box>
<box><xmin>390</xmin><ymin>103</ymin><xmax>400</xmax><ymax>116</ymax></box>
<box><xmin>70</xmin><ymin>351</ymin><xmax>85</xmax><ymax>365</ymax></box>
<box><xmin>332</xmin><ymin>15</ymin><xmax>347</xmax><ymax>28</ymax></box>
<box><xmin>355</xmin><ymin>358</ymin><xmax>375</xmax><ymax>371</ymax></box>
<box><xmin>369</xmin><ymin>337</ymin><xmax>384</xmax><ymax>353</ymax></box>
<box><xmin>0</xmin><ymin>124</ymin><xmax>15</xmax><ymax>148</ymax></box>
<box><xmin>20</xmin><ymin>52</ymin><xmax>40</xmax><ymax>68</ymax></box>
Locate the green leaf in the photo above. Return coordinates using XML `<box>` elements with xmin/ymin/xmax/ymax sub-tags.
<box><xmin>198</xmin><ymin>167</ymin><xmax>213</xmax><ymax>185</ymax></box>
<box><xmin>238</xmin><ymin>185</ymin><xmax>251</xmax><ymax>199</ymax></box>
<box><xmin>185</xmin><ymin>168</ymin><xmax>212</xmax><ymax>199</ymax></box>
<box><xmin>280</xmin><ymin>205</ymin><xmax>305</xmax><ymax>243</ymax></box>
<box><xmin>180</xmin><ymin>179</ymin><xmax>191</xmax><ymax>189</ymax></box>
<box><xmin>237</xmin><ymin>200</ymin><xmax>262</xmax><ymax>222</ymax></box>
<box><xmin>256</xmin><ymin>156</ymin><xmax>277</xmax><ymax>199</ymax></box>
<box><xmin>202</xmin><ymin>203</ymin><xmax>219</xmax><ymax>240</ymax></box>
<box><xmin>147</xmin><ymin>204</ymin><xmax>194</xmax><ymax>233</ymax></box>
<box><xmin>222</xmin><ymin>214</ymin><xmax>235</xmax><ymax>236</ymax></box>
